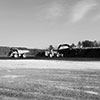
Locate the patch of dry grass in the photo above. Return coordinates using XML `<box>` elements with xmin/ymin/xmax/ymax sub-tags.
<box><xmin>0</xmin><ymin>69</ymin><xmax>100</xmax><ymax>100</ymax></box>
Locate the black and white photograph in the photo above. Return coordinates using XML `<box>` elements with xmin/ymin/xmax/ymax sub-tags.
<box><xmin>0</xmin><ymin>0</ymin><xmax>100</xmax><ymax>100</ymax></box>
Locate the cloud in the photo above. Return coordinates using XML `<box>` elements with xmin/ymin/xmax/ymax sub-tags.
<box><xmin>48</xmin><ymin>5</ymin><xmax>62</xmax><ymax>17</ymax></box>
<box><xmin>71</xmin><ymin>0</ymin><xmax>97</xmax><ymax>22</ymax></box>
<box><xmin>45</xmin><ymin>3</ymin><xmax>64</xmax><ymax>20</ymax></box>
<box><xmin>93</xmin><ymin>14</ymin><xmax>100</xmax><ymax>21</ymax></box>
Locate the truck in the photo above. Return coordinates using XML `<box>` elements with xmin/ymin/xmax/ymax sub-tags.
<box><xmin>8</xmin><ymin>48</ymin><xmax>30</xmax><ymax>58</ymax></box>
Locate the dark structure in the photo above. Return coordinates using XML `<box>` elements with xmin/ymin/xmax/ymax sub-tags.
<box><xmin>58</xmin><ymin>44</ymin><xmax>100</xmax><ymax>58</ymax></box>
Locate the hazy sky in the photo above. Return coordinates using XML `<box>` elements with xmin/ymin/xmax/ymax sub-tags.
<box><xmin>0</xmin><ymin>0</ymin><xmax>100</xmax><ymax>48</ymax></box>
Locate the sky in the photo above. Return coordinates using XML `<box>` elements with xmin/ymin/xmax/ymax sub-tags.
<box><xmin>0</xmin><ymin>0</ymin><xmax>100</xmax><ymax>48</ymax></box>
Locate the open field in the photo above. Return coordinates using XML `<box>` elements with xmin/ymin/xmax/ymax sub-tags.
<box><xmin>0</xmin><ymin>60</ymin><xmax>100</xmax><ymax>100</ymax></box>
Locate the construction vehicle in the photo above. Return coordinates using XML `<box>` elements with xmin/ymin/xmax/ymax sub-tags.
<box><xmin>44</xmin><ymin>44</ymin><xmax>71</xmax><ymax>58</ymax></box>
<box><xmin>45</xmin><ymin>49</ymin><xmax>59</xmax><ymax>58</ymax></box>
<box><xmin>57</xmin><ymin>44</ymin><xmax>72</xmax><ymax>57</ymax></box>
<box><xmin>57</xmin><ymin>44</ymin><xmax>100</xmax><ymax>57</ymax></box>
<box><xmin>8</xmin><ymin>48</ymin><xmax>30</xmax><ymax>58</ymax></box>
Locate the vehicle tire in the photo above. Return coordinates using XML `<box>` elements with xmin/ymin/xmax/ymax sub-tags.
<box><xmin>22</xmin><ymin>54</ymin><xmax>26</xmax><ymax>58</ymax></box>
<box><xmin>14</xmin><ymin>54</ymin><xmax>19</xmax><ymax>58</ymax></box>
<box><xmin>57</xmin><ymin>53</ymin><xmax>60</xmax><ymax>57</ymax></box>
<box><xmin>49</xmin><ymin>54</ymin><xmax>53</xmax><ymax>58</ymax></box>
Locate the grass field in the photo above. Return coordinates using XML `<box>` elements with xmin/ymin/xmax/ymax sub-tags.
<box><xmin>0</xmin><ymin>60</ymin><xmax>100</xmax><ymax>100</ymax></box>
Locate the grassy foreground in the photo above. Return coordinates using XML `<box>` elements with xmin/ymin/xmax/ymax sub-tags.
<box><xmin>0</xmin><ymin>68</ymin><xmax>100</xmax><ymax>100</ymax></box>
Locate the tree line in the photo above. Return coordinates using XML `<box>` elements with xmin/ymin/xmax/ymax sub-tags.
<box><xmin>77</xmin><ymin>40</ymin><xmax>100</xmax><ymax>48</ymax></box>
<box><xmin>48</xmin><ymin>40</ymin><xmax>100</xmax><ymax>50</ymax></box>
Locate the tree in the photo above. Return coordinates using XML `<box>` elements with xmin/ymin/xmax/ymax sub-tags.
<box><xmin>82</xmin><ymin>40</ymin><xmax>92</xmax><ymax>47</ymax></box>
<box><xmin>77</xmin><ymin>41</ymin><xmax>82</xmax><ymax>48</ymax></box>
<box><xmin>71</xmin><ymin>43</ymin><xmax>76</xmax><ymax>48</ymax></box>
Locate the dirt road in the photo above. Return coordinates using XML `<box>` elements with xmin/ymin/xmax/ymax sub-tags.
<box><xmin>0</xmin><ymin>59</ymin><xmax>100</xmax><ymax>69</ymax></box>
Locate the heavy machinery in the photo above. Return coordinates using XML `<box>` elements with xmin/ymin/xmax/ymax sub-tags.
<box><xmin>8</xmin><ymin>48</ymin><xmax>30</xmax><ymax>58</ymax></box>
<box><xmin>57</xmin><ymin>44</ymin><xmax>100</xmax><ymax>58</ymax></box>
<box><xmin>45</xmin><ymin>49</ymin><xmax>58</xmax><ymax>58</ymax></box>
<box><xmin>57</xmin><ymin>44</ymin><xmax>72</xmax><ymax>57</ymax></box>
<box><xmin>44</xmin><ymin>44</ymin><xmax>71</xmax><ymax>58</ymax></box>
